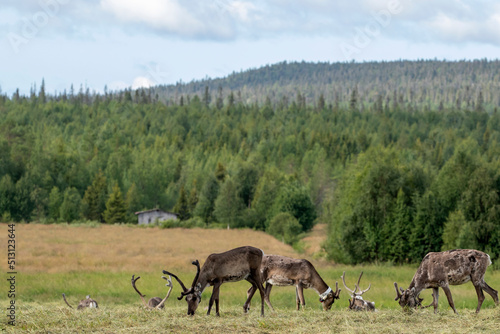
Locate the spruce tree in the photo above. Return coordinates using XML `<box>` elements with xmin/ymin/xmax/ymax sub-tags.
<box><xmin>349</xmin><ymin>86</ymin><xmax>358</xmax><ymax>110</ymax></box>
<box><xmin>317</xmin><ymin>93</ymin><xmax>325</xmax><ymax>111</ymax></box>
<box><xmin>173</xmin><ymin>185</ymin><xmax>190</xmax><ymax>221</ymax></box>
<box><xmin>193</xmin><ymin>176</ymin><xmax>219</xmax><ymax>224</ymax></box>
<box><xmin>82</xmin><ymin>170</ymin><xmax>107</xmax><ymax>222</ymax></box>
<box><xmin>125</xmin><ymin>183</ymin><xmax>141</xmax><ymax>223</ymax></box>
<box><xmin>203</xmin><ymin>86</ymin><xmax>211</xmax><ymax>107</ymax></box>
<box><xmin>48</xmin><ymin>186</ymin><xmax>62</xmax><ymax>221</ymax></box>
<box><xmin>216</xmin><ymin>85</ymin><xmax>224</xmax><ymax>110</ymax></box>
<box><xmin>104</xmin><ymin>183</ymin><xmax>127</xmax><ymax>224</ymax></box>
<box><xmin>60</xmin><ymin>187</ymin><xmax>82</xmax><ymax>223</ymax></box>
<box><xmin>188</xmin><ymin>183</ymin><xmax>199</xmax><ymax>215</ymax></box>
<box><xmin>215</xmin><ymin>162</ymin><xmax>227</xmax><ymax>182</ymax></box>
<box><xmin>214</xmin><ymin>178</ymin><xmax>245</xmax><ymax>228</ymax></box>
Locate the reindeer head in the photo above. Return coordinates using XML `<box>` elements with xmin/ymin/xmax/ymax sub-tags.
<box><xmin>319</xmin><ymin>282</ymin><xmax>341</xmax><ymax>310</ymax></box>
<box><xmin>394</xmin><ymin>282</ymin><xmax>423</xmax><ymax>310</ymax></box>
<box><xmin>163</xmin><ymin>260</ymin><xmax>201</xmax><ymax>316</ymax></box>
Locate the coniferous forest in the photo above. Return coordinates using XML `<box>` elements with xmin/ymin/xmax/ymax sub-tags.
<box><xmin>1</xmin><ymin>60</ymin><xmax>500</xmax><ymax>264</ymax></box>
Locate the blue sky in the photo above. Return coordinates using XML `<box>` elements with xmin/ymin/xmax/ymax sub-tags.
<box><xmin>1</xmin><ymin>0</ymin><xmax>499</xmax><ymax>95</ymax></box>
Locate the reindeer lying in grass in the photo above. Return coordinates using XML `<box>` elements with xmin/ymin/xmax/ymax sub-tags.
<box><xmin>341</xmin><ymin>271</ymin><xmax>375</xmax><ymax>311</ymax></box>
<box><xmin>131</xmin><ymin>274</ymin><xmax>173</xmax><ymax>309</ymax></box>
<box><xmin>62</xmin><ymin>293</ymin><xmax>98</xmax><ymax>310</ymax></box>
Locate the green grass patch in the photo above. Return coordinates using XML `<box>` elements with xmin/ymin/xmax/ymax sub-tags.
<box><xmin>4</xmin><ymin>265</ymin><xmax>500</xmax><ymax>312</ymax></box>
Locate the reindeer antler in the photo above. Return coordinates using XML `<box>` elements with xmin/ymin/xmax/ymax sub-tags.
<box><xmin>163</xmin><ymin>275</ymin><xmax>173</xmax><ymax>288</ymax></box>
<box><xmin>334</xmin><ymin>281</ymin><xmax>341</xmax><ymax>299</ymax></box>
<box><xmin>162</xmin><ymin>269</ymin><xmax>190</xmax><ymax>300</ymax></box>
<box><xmin>155</xmin><ymin>275</ymin><xmax>173</xmax><ymax>309</ymax></box>
<box><xmin>191</xmin><ymin>260</ymin><xmax>200</xmax><ymax>289</ymax></box>
<box><xmin>131</xmin><ymin>275</ymin><xmax>149</xmax><ymax>308</ymax></box>
<box><xmin>176</xmin><ymin>259</ymin><xmax>201</xmax><ymax>299</ymax></box>
<box><xmin>62</xmin><ymin>293</ymin><xmax>74</xmax><ymax>309</ymax></box>
<box><xmin>341</xmin><ymin>271</ymin><xmax>356</xmax><ymax>295</ymax></box>
<box><xmin>354</xmin><ymin>272</ymin><xmax>371</xmax><ymax>296</ymax></box>
<box><xmin>131</xmin><ymin>275</ymin><xmax>146</xmax><ymax>297</ymax></box>
<box><xmin>394</xmin><ymin>282</ymin><xmax>402</xmax><ymax>301</ymax></box>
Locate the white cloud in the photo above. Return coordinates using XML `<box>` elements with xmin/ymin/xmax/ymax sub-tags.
<box><xmin>132</xmin><ymin>76</ymin><xmax>155</xmax><ymax>90</ymax></box>
<box><xmin>101</xmin><ymin>0</ymin><xmax>199</xmax><ymax>34</ymax></box>
<box><xmin>1</xmin><ymin>0</ymin><xmax>498</xmax><ymax>45</ymax></box>
<box><xmin>429</xmin><ymin>14</ymin><xmax>476</xmax><ymax>42</ymax></box>
<box><xmin>100</xmin><ymin>0</ymin><xmax>239</xmax><ymax>39</ymax></box>
<box><xmin>227</xmin><ymin>1</ymin><xmax>257</xmax><ymax>22</ymax></box>
<box><xmin>426</xmin><ymin>4</ymin><xmax>500</xmax><ymax>45</ymax></box>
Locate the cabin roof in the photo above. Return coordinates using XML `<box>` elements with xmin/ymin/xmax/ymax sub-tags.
<box><xmin>134</xmin><ymin>208</ymin><xmax>178</xmax><ymax>216</ymax></box>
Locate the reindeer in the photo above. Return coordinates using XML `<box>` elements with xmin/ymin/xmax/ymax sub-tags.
<box><xmin>341</xmin><ymin>271</ymin><xmax>375</xmax><ymax>311</ymax></box>
<box><xmin>131</xmin><ymin>274</ymin><xmax>173</xmax><ymax>309</ymax></box>
<box><xmin>62</xmin><ymin>293</ymin><xmax>98</xmax><ymax>310</ymax></box>
<box><xmin>394</xmin><ymin>249</ymin><xmax>499</xmax><ymax>314</ymax></box>
<box><xmin>163</xmin><ymin>246</ymin><xmax>273</xmax><ymax>316</ymax></box>
<box><xmin>244</xmin><ymin>255</ymin><xmax>341</xmax><ymax>311</ymax></box>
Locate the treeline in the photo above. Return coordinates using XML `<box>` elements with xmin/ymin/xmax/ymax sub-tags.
<box><xmin>154</xmin><ymin>59</ymin><xmax>500</xmax><ymax>113</ymax></box>
<box><xmin>1</xmin><ymin>72</ymin><xmax>500</xmax><ymax>262</ymax></box>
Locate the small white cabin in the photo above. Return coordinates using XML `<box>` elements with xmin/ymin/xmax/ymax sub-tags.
<box><xmin>135</xmin><ymin>209</ymin><xmax>178</xmax><ymax>225</ymax></box>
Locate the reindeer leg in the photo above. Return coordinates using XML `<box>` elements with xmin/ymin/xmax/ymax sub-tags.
<box><xmin>247</xmin><ymin>276</ymin><xmax>269</xmax><ymax>316</ymax></box>
<box><xmin>243</xmin><ymin>284</ymin><xmax>257</xmax><ymax>313</ymax></box>
<box><xmin>429</xmin><ymin>288</ymin><xmax>439</xmax><ymax>314</ymax></box>
<box><xmin>295</xmin><ymin>286</ymin><xmax>300</xmax><ymax>310</ymax></box>
<box><xmin>480</xmin><ymin>281</ymin><xmax>499</xmax><ymax>306</ymax></box>
<box><xmin>264</xmin><ymin>283</ymin><xmax>273</xmax><ymax>308</ymax></box>
<box><xmin>432</xmin><ymin>288</ymin><xmax>439</xmax><ymax>313</ymax></box>
<box><xmin>423</xmin><ymin>288</ymin><xmax>439</xmax><ymax>313</ymax></box>
<box><xmin>296</xmin><ymin>285</ymin><xmax>306</xmax><ymax>310</ymax></box>
<box><xmin>441</xmin><ymin>285</ymin><xmax>458</xmax><ymax>314</ymax></box>
<box><xmin>207</xmin><ymin>280</ymin><xmax>221</xmax><ymax>316</ymax></box>
<box><xmin>474</xmin><ymin>283</ymin><xmax>486</xmax><ymax>313</ymax></box>
<box><xmin>264</xmin><ymin>283</ymin><xmax>274</xmax><ymax>312</ymax></box>
<box><xmin>214</xmin><ymin>284</ymin><xmax>221</xmax><ymax>317</ymax></box>
<box><xmin>244</xmin><ymin>285</ymin><xmax>256</xmax><ymax>313</ymax></box>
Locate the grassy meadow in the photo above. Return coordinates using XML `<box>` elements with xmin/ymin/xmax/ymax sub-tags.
<box><xmin>1</xmin><ymin>223</ymin><xmax>500</xmax><ymax>333</ymax></box>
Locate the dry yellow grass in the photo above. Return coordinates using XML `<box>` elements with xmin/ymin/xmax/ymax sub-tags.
<box><xmin>0</xmin><ymin>223</ymin><xmax>298</xmax><ymax>274</ymax></box>
<box><xmin>301</xmin><ymin>223</ymin><xmax>328</xmax><ymax>258</ymax></box>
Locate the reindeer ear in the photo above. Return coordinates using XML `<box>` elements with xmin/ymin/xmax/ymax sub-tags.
<box><xmin>410</xmin><ymin>287</ymin><xmax>416</xmax><ymax>294</ymax></box>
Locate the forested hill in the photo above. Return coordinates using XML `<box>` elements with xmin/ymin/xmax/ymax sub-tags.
<box><xmin>1</xmin><ymin>59</ymin><xmax>500</xmax><ymax>265</ymax></box>
<box><xmin>153</xmin><ymin>59</ymin><xmax>500</xmax><ymax>112</ymax></box>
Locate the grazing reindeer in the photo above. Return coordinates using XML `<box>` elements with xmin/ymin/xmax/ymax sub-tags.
<box><xmin>245</xmin><ymin>255</ymin><xmax>341</xmax><ymax>311</ymax></box>
<box><xmin>341</xmin><ymin>271</ymin><xmax>375</xmax><ymax>311</ymax></box>
<box><xmin>163</xmin><ymin>246</ymin><xmax>273</xmax><ymax>316</ymax></box>
<box><xmin>394</xmin><ymin>249</ymin><xmax>499</xmax><ymax>314</ymax></box>
<box><xmin>131</xmin><ymin>274</ymin><xmax>173</xmax><ymax>309</ymax></box>
<box><xmin>62</xmin><ymin>293</ymin><xmax>98</xmax><ymax>310</ymax></box>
